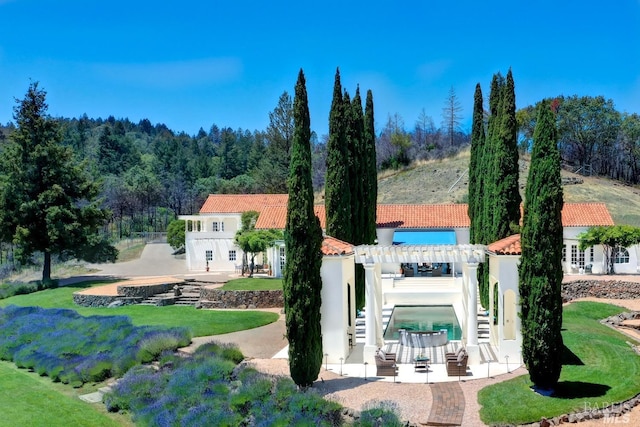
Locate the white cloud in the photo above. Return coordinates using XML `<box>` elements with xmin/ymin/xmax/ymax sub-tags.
<box><xmin>90</xmin><ymin>58</ymin><xmax>243</xmax><ymax>89</ymax></box>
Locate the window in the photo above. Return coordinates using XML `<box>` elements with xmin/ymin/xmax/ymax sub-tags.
<box><xmin>570</xmin><ymin>245</ymin><xmax>586</xmax><ymax>268</ymax></box>
<box><xmin>228</xmin><ymin>250</ymin><xmax>237</xmax><ymax>261</ymax></box>
<box><xmin>279</xmin><ymin>247</ymin><xmax>286</xmax><ymax>271</ymax></box>
<box><xmin>562</xmin><ymin>246</ymin><xmax>566</xmax><ymax>262</ymax></box>
<box><xmin>212</xmin><ymin>222</ymin><xmax>219</xmax><ymax>232</ymax></box>
<box><xmin>220</xmin><ymin>221</ymin><xmax>225</xmax><ymax>232</ymax></box>
<box><xmin>614</xmin><ymin>247</ymin><xmax>630</xmax><ymax>264</ymax></box>
<box><xmin>205</xmin><ymin>250</ymin><xmax>213</xmax><ymax>261</ymax></box>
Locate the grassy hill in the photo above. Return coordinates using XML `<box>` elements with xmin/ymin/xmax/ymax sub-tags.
<box><xmin>375</xmin><ymin>148</ymin><xmax>640</xmax><ymax>227</ymax></box>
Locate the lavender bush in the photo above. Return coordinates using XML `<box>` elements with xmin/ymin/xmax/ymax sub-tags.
<box><xmin>0</xmin><ymin>305</ymin><xmax>190</xmax><ymax>385</ymax></box>
<box><xmin>105</xmin><ymin>342</ymin><xmax>345</xmax><ymax>426</ymax></box>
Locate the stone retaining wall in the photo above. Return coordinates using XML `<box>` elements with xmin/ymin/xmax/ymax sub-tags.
<box><xmin>73</xmin><ymin>294</ymin><xmax>143</xmax><ymax>307</ymax></box>
<box><xmin>198</xmin><ymin>288</ymin><xmax>283</xmax><ymax>309</ymax></box>
<box><xmin>117</xmin><ymin>282</ymin><xmax>177</xmax><ymax>298</ymax></box>
<box><xmin>562</xmin><ymin>279</ymin><xmax>640</xmax><ymax>302</ymax></box>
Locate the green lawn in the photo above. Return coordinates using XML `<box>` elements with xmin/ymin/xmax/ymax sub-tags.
<box><xmin>479</xmin><ymin>301</ymin><xmax>640</xmax><ymax>425</ymax></box>
<box><xmin>0</xmin><ymin>361</ymin><xmax>132</xmax><ymax>427</ymax></box>
<box><xmin>221</xmin><ymin>277</ymin><xmax>283</xmax><ymax>291</ymax></box>
<box><xmin>0</xmin><ymin>281</ymin><xmax>278</xmax><ymax>337</ymax></box>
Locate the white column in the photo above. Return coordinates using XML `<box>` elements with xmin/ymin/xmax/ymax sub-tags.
<box><xmin>467</xmin><ymin>260</ymin><xmax>479</xmax><ymax>346</ymax></box>
<box><xmin>363</xmin><ymin>262</ymin><xmax>378</xmax><ymax>364</ymax></box>
<box><xmin>374</xmin><ymin>262</ymin><xmax>384</xmax><ymax>348</ymax></box>
<box><xmin>465</xmin><ymin>259</ymin><xmax>481</xmax><ymax>364</ymax></box>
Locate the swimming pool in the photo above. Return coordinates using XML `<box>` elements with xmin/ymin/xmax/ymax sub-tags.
<box><xmin>383</xmin><ymin>305</ymin><xmax>462</xmax><ymax>341</ymax></box>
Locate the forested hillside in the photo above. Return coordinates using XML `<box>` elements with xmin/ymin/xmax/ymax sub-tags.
<box><xmin>0</xmin><ymin>89</ymin><xmax>637</xmax><ymax>242</ymax></box>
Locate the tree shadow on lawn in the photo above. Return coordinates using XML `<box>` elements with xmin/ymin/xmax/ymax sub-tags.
<box><xmin>560</xmin><ymin>344</ymin><xmax>584</xmax><ymax>366</ymax></box>
<box><xmin>552</xmin><ymin>381</ymin><xmax>611</xmax><ymax>399</ymax></box>
<box><xmin>58</xmin><ymin>276</ymin><xmax>122</xmax><ymax>289</ymax></box>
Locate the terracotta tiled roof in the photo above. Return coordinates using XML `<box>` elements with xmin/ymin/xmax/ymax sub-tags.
<box><xmin>322</xmin><ymin>236</ymin><xmax>353</xmax><ymax>256</ymax></box>
<box><xmin>376</xmin><ymin>204</ymin><xmax>470</xmax><ymax>228</ymax></box>
<box><xmin>255</xmin><ymin>205</ymin><xmax>326</xmax><ymax>229</ymax></box>
<box><xmin>561</xmin><ymin>203</ymin><xmax>614</xmax><ymax>227</ymax></box>
<box><xmin>487</xmin><ymin>234</ymin><xmax>522</xmax><ymax>255</ymax></box>
<box><xmin>199</xmin><ymin>194</ymin><xmax>288</xmax><ymax>214</ymax></box>
<box><xmin>213</xmin><ymin>196</ymin><xmax>613</xmax><ymax>230</ymax></box>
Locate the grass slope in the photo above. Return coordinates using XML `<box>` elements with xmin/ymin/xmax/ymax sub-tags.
<box><xmin>479</xmin><ymin>302</ymin><xmax>640</xmax><ymax>425</ymax></box>
<box><xmin>376</xmin><ymin>149</ymin><xmax>640</xmax><ymax>226</ymax></box>
<box><xmin>0</xmin><ymin>361</ymin><xmax>132</xmax><ymax>427</ymax></box>
<box><xmin>0</xmin><ymin>281</ymin><xmax>278</xmax><ymax>337</ymax></box>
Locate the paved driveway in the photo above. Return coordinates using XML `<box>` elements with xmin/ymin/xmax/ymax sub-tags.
<box><xmin>80</xmin><ymin>242</ymin><xmax>233</xmax><ymax>282</ymax></box>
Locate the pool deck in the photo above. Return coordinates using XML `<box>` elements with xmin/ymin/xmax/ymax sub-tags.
<box><xmin>274</xmin><ymin>341</ymin><xmax>514</xmax><ymax>384</ymax></box>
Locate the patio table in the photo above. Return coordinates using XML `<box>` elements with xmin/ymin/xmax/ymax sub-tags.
<box><xmin>414</xmin><ymin>355</ymin><xmax>430</xmax><ymax>371</ymax></box>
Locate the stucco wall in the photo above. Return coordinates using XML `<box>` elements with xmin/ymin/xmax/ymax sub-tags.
<box><xmin>320</xmin><ymin>254</ymin><xmax>355</xmax><ymax>363</ymax></box>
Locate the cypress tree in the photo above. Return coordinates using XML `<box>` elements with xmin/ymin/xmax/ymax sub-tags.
<box><xmin>483</xmin><ymin>72</ymin><xmax>505</xmax><ymax>242</ymax></box>
<box><xmin>325</xmin><ymin>68</ymin><xmax>352</xmax><ymax>242</ymax></box>
<box><xmin>492</xmin><ymin>68</ymin><xmax>521</xmax><ymax>238</ymax></box>
<box><xmin>349</xmin><ymin>87</ymin><xmax>367</xmax><ymax>310</ymax></box>
<box><xmin>468</xmin><ymin>83</ymin><xmax>485</xmax><ymax>245</ymax></box>
<box><xmin>477</xmin><ymin>71</ymin><xmax>521</xmax><ymax>309</ymax></box>
<box><xmin>350</xmin><ymin>87</ymin><xmax>366</xmax><ymax>244</ymax></box>
<box><xmin>477</xmin><ymin>74</ymin><xmax>504</xmax><ymax>309</ymax></box>
<box><xmin>519</xmin><ymin>99</ymin><xmax>564</xmax><ymax>391</ymax></box>
<box><xmin>283</xmin><ymin>69</ymin><xmax>324</xmax><ymax>388</ymax></box>
<box><xmin>363</xmin><ymin>89</ymin><xmax>378</xmax><ymax>246</ymax></box>
<box><xmin>344</xmin><ymin>90</ymin><xmax>358</xmax><ymax>243</ymax></box>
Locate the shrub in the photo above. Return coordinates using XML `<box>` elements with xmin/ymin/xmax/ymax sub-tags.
<box><xmin>355</xmin><ymin>401</ymin><xmax>403</xmax><ymax>427</ymax></box>
<box><xmin>0</xmin><ymin>306</ymin><xmax>191</xmax><ymax>385</ymax></box>
<box><xmin>221</xmin><ymin>345</ymin><xmax>244</xmax><ymax>364</ymax></box>
<box><xmin>285</xmin><ymin>391</ymin><xmax>343</xmax><ymax>426</ymax></box>
<box><xmin>136</xmin><ymin>330</ymin><xmax>191</xmax><ymax>363</ymax></box>
<box><xmin>105</xmin><ymin>366</ymin><xmax>168</xmax><ymax>412</ymax></box>
<box><xmin>192</xmin><ymin>341</ymin><xmax>244</xmax><ymax>364</ymax></box>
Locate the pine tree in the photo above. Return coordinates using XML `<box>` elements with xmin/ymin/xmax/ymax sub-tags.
<box><xmin>468</xmin><ymin>83</ymin><xmax>485</xmax><ymax>245</ymax></box>
<box><xmin>0</xmin><ymin>82</ymin><xmax>117</xmax><ymax>283</ymax></box>
<box><xmin>283</xmin><ymin>69</ymin><xmax>324</xmax><ymax>388</ymax></box>
<box><xmin>519</xmin><ymin>99</ymin><xmax>564</xmax><ymax>391</ymax></box>
<box><xmin>325</xmin><ymin>68</ymin><xmax>352</xmax><ymax>242</ymax></box>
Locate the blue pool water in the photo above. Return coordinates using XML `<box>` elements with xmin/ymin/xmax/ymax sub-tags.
<box><xmin>383</xmin><ymin>305</ymin><xmax>462</xmax><ymax>341</ymax></box>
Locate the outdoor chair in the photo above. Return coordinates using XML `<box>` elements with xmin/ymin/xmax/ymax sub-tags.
<box><xmin>446</xmin><ymin>346</ymin><xmax>465</xmax><ymax>360</ymax></box>
<box><xmin>446</xmin><ymin>351</ymin><xmax>468</xmax><ymax>376</ymax></box>
<box><xmin>375</xmin><ymin>349</ymin><xmax>398</xmax><ymax>376</ymax></box>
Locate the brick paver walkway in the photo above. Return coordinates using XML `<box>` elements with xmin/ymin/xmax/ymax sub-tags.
<box><xmin>425</xmin><ymin>382</ymin><xmax>464</xmax><ymax>426</ymax></box>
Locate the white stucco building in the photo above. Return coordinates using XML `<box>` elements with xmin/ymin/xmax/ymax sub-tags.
<box><xmin>182</xmin><ymin>194</ymin><xmax>623</xmax><ymax>366</ymax></box>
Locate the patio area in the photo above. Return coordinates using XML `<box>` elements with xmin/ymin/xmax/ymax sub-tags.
<box><xmin>273</xmin><ymin>341</ymin><xmax>517</xmax><ymax>384</ymax></box>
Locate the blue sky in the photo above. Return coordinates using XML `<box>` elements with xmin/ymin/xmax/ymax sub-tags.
<box><xmin>1</xmin><ymin>0</ymin><xmax>639</xmax><ymax>137</ymax></box>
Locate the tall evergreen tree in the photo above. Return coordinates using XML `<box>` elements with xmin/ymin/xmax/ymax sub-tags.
<box><xmin>348</xmin><ymin>88</ymin><xmax>366</xmax><ymax>245</ymax></box>
<box><xmin>283</xmin><ymin>69</ymin><xmax>324</xmax><ymax>388</ymax></box>
<box><xmin>519</xmin><ymin>99</ymin><xmax>564</xmax><ymax>390</ymax></box>
<box><xmin>363</xmin><ymin>89</ymin><xmax>378</xmax><ymax>247</ymax></box>
<box><xmin>325</xmin><ymin>68</ymin><xmax>352</xmax><ymax>242</ymax></box>
<box><xmin>477</xmin><ymin>71</ymin><xmax>521</xmax><ymax>309</ymax></box>
<box><xmin>492</xmin><ymin>68</ymin><xmax>521</xmax><ymax>238</ymax></box>
<box><xmin>349</xmin><ymin>87</ymin><xmax>367</xmax><ymax>310</ymax></box>
<box><xmin>257</xmin><ymin>92</ymin><xmax>294</xmax><ymax>193</ymax></box>
<box><xmin>0</xmin><ymin>82</ymin><xmax>117</xmax><ymax>283</ymax></box>
<box><xmin>468</xmin><ymin>83</ymin><xmax>485</xmax><ymax>245</ymax></box>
